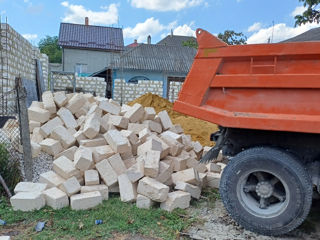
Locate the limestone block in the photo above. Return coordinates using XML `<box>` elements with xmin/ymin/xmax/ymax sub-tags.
<box><xmin>118</xmin><ymin>174</ymin><xmax>137</xmax><ymax>202</ymax></box>
<box><xmin>144</xmin><ymin>107</ymin><xmax>156</xmax><ymax>120</ymax></box>
<box><xmin>136</xmin><ymin>194</ymin><xmax>155</xmax><ymax>209</ymax></box>
<box><xmin>66</xmin><ymin>94</ymin><xmax>86</xmax><ymax>114</ymax></box>
<box><xmin>125</xmin><ymin>156</ymin><xmax>144</xmax><ymax>183</ymax></box>
<box><xmin>68</xmin><ymin>128</ymin><xmax>77</xmax><ymax>135</ymax></box>
<box><xmin>121</xmin><ymin>130</ymin><xmax>139</xmax><ymax>145</ymax></box>
<box><xmin>51</xmin><ymin>125</ymin><xmax>76</xmax><ymax>149</ymax></box>
<box><xmin>29</xmin><ymin>120</ymin><xmax>40</xmax><ymax>133</ymax></box>
<box><xmin>53</xmin><ymin>156</ymin><xmax>79</xmax><ymax>179</ymax></box>
<box><xmin>137</xmin><ymin>139</ymin><xmax>162</xmax><ymax>156</ymax></box>
<box><xmin>109</xmin><ymin>184</ymin><xmax>120</xmax><ymax>193</ymax></box>
<box><xmin>40</xmin><ymin>138</ymin><xmax>63</xmax><ymax>156</ymax></box>
<box><xmin>77</xmin><ymin>115</ymin><xmax>86</xmax><ymax>128</ymax></box>
<box><xmin>39</xmin><ymin>117</ymin><xmax>63</xmax><ymax>137</ymax></box>
<box><xmin>137</xmin><ymin>177</ymin><xmax>169</xmax><ymax>202</ymax></box>
<box><xmin>206</xmin><ymin>163</ymin><xmax>222</xmax><ymax>173</ymax></box>
<box><xmin>127</xmin><ymin>123</ymin><xmax>146</xmax><ymax>134</ymax></box>
<box><xmin>161</xmin><ymin>131</ymin><xmax>182</xmax><ymax>143</ymax></box>
<box><xmin>31</xmin><ymin>141</ymin><xmax>41</xmax><ymax>158</ymax></box>
<box><xmin>104</xmin><ymin>129</ymin><xmax>131</xmax><ymax>154</ymax></box>
<box><xmin>80</xmin><ymin>138</ymin><xmax>106</xmax><ymax>147</ymax></box>
<box><xmin>83</xmin><ymin>112</ymin><xmax>100</xmax><ymax>139</ymax></box>
<box><xmin>109</xmin><ymin>115</ymin><xmax>129</xmax><ymax>129</ymax></box>
<box><xmin>54</xmin><ymin>91</ymin><xmax>68</xmax><ymax>108</ymax></box>
<box><xmin>202</xmin><ymin>146</ymin><xmax>211</xmax><ymax>157</ymax></box>
<box><xmin>81</xmin><ymin>185</ymin><xmax>109</xmax><ymax>200</ymax></box>
<box><xmin>99</xmin><ymin>100</ymin><xmax>121</xmax><ymax>115</ymax></box>
<box><xmin>74</xmin><ymin>147</ymin><xmax>93</xmax><ymax>171</ymax></box>
<box><xmin>87</xmin><ymin>104</ymin><xmax>102</xmax><ymax>116</ymax></box>
<box><xmin>96</xmin><ymin>159</ymin><xmax>118</xmax><ymax>187</ymax></box>
<box><xmin>55</xmin><ymin>146</ymin><xmax>78</xmax><ymax>161</ymax></box>
<box><xmin>143</xmin><ymin>120</ymin><xmax>162</xmax><ymax>134</ymax></box>
<box><xmin>85</xmin><ymin>170</ymin><xmax>100</xmax><ymax>186</ymax></box>
<box><xmin>192</xmin><ymin>141</ymin><xmax>203</xmax><ymax>159</ymax></box>
<box><xmin>206</xmin><ymin>172</ymin><xmax>221</xmax><ymax>189</ymax></box>
<box><xmin>39</xmin><ymin>171</ymin><xmax>66</xmax><ymax>188</ymax></box>
<box><xmin>160</xmin><ymin>191</ymin><xmax>191</xmax><ymax>212</ymax></box>
<box><xmin>175</xmin><ymin>182</ymin><xmax>201</xmax><ymax>199</ymax></box>
<box><xmin>182</xmin><ymin>134</ymin><xmax>193</xmax><ymax>151</ymax></box>
<box><xmin>120</xmin><ymin>104</ymin><xmax>131</xmax><ymax>116</ymax></box>
<box><xmin>10</xmin><ymin>192</ymin><xmax>45</xmax><ymax>211</ymax></box>
<box><xmin>186</xmin><ymin>158</ymin><xmax>207</xmax><ymax>173</ymax></box>
<box><xmin>138</xmin><ymin>128</ymin><xmax>151</xmax><ymax>143</ymax></box>
<box><xmin>0</xmin><ymin>236</ymin><xmax>11</xmax><ymax>240</ymax></box>
<box><xmin>172</xmin><ymin>168</ymin><xmax>200</xmax><ymax>185</ymax></box>
<box><xmin>158</xmin><ymin>110</ymin><xmax>173</xmax><ymax>130</ymax></box>
<box><xmin>57</xmin><ymin>107</ymin><xmax>77</xmax><ymax>129</ymax></box>
<box><xmin>59</xmin><ymin>176</ymin><xmax>81</xmax><ymax>196</ymax></box>
<box><xmin>74</xmin><ymin>130</ymin><xmax>86</xmax><ymax>144</ymax></box>
<box><xmin>160</xmin><ymin>135</ymin><xmax>183</xmax><ymax>157</ymax></box>
<box><xmin>30</xmin><ymin>101</ymin><xmax>44</xmax><ymax>109</ymax></box>
<box><xmin>124</xmin><ymin>103</ymin><xmax>144</xmax><ymax>123</ymax></box>
<box><xmin>14</xmin><ymin>182</ymin><xmax>47</xmax><ymax>194</ymax></box>
<box><xmin>43</xmin><ymin>187</ymin><xmax>69</xmax><ymax>209</ymax></box>
<box><xmin>123</xmin><ymin>157</ymin><xmax>137</xmax><ymax>169</ymax></box>
<box><xmin>42</xmin><ymin>91</ymin><xmax>56</xmax><ymax>114</ymax></box>
<box><xmin>100</xmin><ymin>113</ymin><xmax>111</xmax><ymax>133</ymax></box>
<box><xmin>169</xmin><ymin>124</ymin><xmax>184</xmax><ymax>134</ymax></box>
<box><xmin>31</xmin><ymin>127</ymin><xmax>44</xmax><ymax>143</ymax></box>
<box><xmin>70</xmin><ymin>191</ymin><xmax>102</xmax><ymax>210</ymax></box>
<box><xmin>28</xmin><ymin>107</ymin><xmax>50</xmax><ymax>123</ymax></box>
<box><xmin>156</xmin><ymin>162</ymin><xmax>172</xmax><ymax>183</ymax></box>
<box><xmin>92</xmin><ymin>145</ymin><xmax>115</xmax><ymax>163</ymax></box>
<box><xmin>144</xmin><ymin>150</ymin><xmax>160</xmax><ymax>178</ymax></box>
<box><xmin>147</xmin><ymin>135</ymin><xmax>170</xmax><ymax>159</ymax></box>
<box><xmin>107</xmin><ymin>153</ymin><xmax>127</xmax><ymax>176</ymax></box>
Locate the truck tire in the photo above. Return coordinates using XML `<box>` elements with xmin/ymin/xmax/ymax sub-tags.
<box><xmin>220</xmin><ymin>147</ymin><xmax>312</xmax><ymax>236</ymax></box>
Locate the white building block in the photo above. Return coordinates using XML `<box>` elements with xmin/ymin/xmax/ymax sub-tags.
<box><xmin>57</xmin><ymin>107</ymin><xmax>78</xmax><ymax>129</ymax></box>
<box><xmin>53</xmin><ymin>91</ymin><xmax>68</xmax><ymax>108</ymax></box>
<box><xmin>85</xmin><ymin>170</ymin><xmax>100</xmax><ymax>186</ymax></box>
<box><xmin>144</xmin><ymin>150</ymin><xmax>160</xmax><ymax>178</ymax></box>
<box><xmin>92</xmin><ymin>145</ymin><xmax>115</xmax><ymax>163</ymax></box>
<box><xmin>147</xmin><ymin>135</ymin><xmax>170</xmax><ymax>159</ymax></box>
<box><xmin>81</xmin><ymin>185</ymin><xmax>109</xmax><ymax>200</ymax></box>
<box><xmin>121</xmin><ymin>130</ymin><xmax>139</xmax><ymax>145</ymax></box>
<box><xmin>138</xmin><ymin>128</ymin><xmax>151</xmax><ymax>143</ymax></box>
<box><xmin>137</xmin><ymin>177</ymin><xmax>169</xmax><ymax>202</ymax></box>
<box><xmin>109</xmin><ymin>115</ymin><xmax>129</xmax><ymax>129</ymax></box>
<box><xmin>161</xmin><ymin>131</ymin><xmax>182</xmax><ymax>143</ymax></box>
<box><xmin>118</xmin><ymin>174</ymin><xmax>137</xmax><ymax>202</ymax></box>
<box><xmin>160</xmin><ymin>135</ymin><xmax>183</xmax><ymax>157</ymax></box>
<box><xmin>51</xmin><ymin>125</ymin><xmax>76</xmax><ymax>149</ymax></box>
<box><xmin>39</xmin><ymin>117</ymin><xmax>63</xmax><ymax>137</ymax></box>
<box><xmin>29</xmin><ymin>120</ymin><xmax>40</xmax><ymax>133</ymax></box>
<box><xmin>39</xmin><ymin>171</ymin><xmax>65</xmax><ymax>188</ymax></box>
<box><xmin>123</xmin><ymin>157</ymin><xmax>137</xmax><ymax>169</ymax></box>
<box><xmin>206</xmin><ymin>172</ymin><xmax>221</xmax><ymax>189</ymax></box>
<box><xmin>156</xmin><ymin>162</ymin><xmax>172</xmax><ymax>183</ymax></box>
<box><xmin>31</xmin><ymin>127</ymin><xmax>44</xmax><ymax>143</ymax></box>
<box><xmin>125</xmin><ymin>158</ymin><xmax>144</xmax><ymax>183</ymax></box>
<box><xmin>74</xmin><ymin>147</ymin><xmax>93</xmax><ymax>171</ymax></box>
<box><xmin>74</xmin><ymin>130</ymin><xmax>87</xmax><ymax>144</ymax></box>
<box><xmin>28</xmin><ymin>107</ymin><xmax>50</xmax><ymax>123</ymax></box>
<box><xmin>175</xmin><ymin>181</ymin><xmax>201</xmax><ymax>199</ymax></box>
<box><xmin>158</xmin><ymin>110</ymin><xmax>173</xmax><ymax>130</ymax></box>
<box><xmin>144</xmin><ymin>107</ymin><xmax>156</xmax><ymax>120</ymax></box>
<box><xmin>136</xmin><ymin>194</ymin><xmax>155</xmax><ymax>209</ymax></box>
<box><xmin>40</xmin><ymin>138</ymin><xmax>63</xmax><ymax>156</ymax></box>
<box><xmin>70</xmin><ymin>191</ymin><xmax>102</xmax><ymax>210</ymax></box>
<box><xmin>206</xmin><ymin>163</ymin><xmax>222</xmax><ymax>173</ymax></box>
<box><xmin>124</xmin><ymin>103</ymin><xmax>144</xmax><ymax>123</ymax></box>
<box><xmin>59</xmin><ymin>176</ymin><xmax>81</xmax><ymax>196</ymax></box>
<box><xmin>55</xmin><ymin>146</ymin><xmax>78</xmax><ymax>161</ymax></box>
<box><xmin>143</xmin><ymin>120</ymin><xmax>162</xmax><ymax>134</ymax></box>
<box><xmin>99</xmin><ymin>100</ymin><xmax>121</xmax><ymax>115</ymax></box>
<box><xmin>83</xmin><ymin>112</ymin><xmax>100</xmax><ymax>139</ymax></box>
<box><xmin>137</xmin><ymin>139</ymin><xmax>162</xmax><ymax>156</ymax></box>
<box><xmin>0</xmin><ymin>236</ymin><xmax>11</xmax><ymax>240</ymax></box>
<box><xmin>53</xmin><ymin>156</ymin><xmax>79</xmax><ymax>179</ymax></box>
<box><xmin>66</xmin><ymin>93</ymin><xmax>86</xmax><ymax>114</ymax></box>
<box><xmin>80</xmin><ymin>138</ymin><xmax>106</xmax><ymax>147</ymax></box>
<box><xmin>186</xmin><ymin>158</ymin><xmax>207</xmax><ymax>173</ymax></box>
<box><xmin>14</xmin><ymin>182</ymin><xmax>47</xmax><ymax>194</ymax></box>
<box><xmin>127</xmin><ymin>123</ymin><xmax>146</xmax><ymax>134</ymax></box>
<box><xmin>192</xmin><ymin>141</ymin><xmax>203</xmax><ymax>159</ymax></box>
<box><xmin>10</xmin><ymin>192</ymin><xmax>45</xmax><ymax>211</ymax></box>
<box><xmin>43</xmin><ymin>187</ymin><xmax>69</xmax><ymax>209</ymax></box>
<box><xmin>160</xmin><ymin>191</ymin><xmax>191</xmax><ymax>212</ymax></box>
<box><xmin>42</xmin><ymin>91</ymin><xmax>56</xmax><ymax>114</ymax></box>
<box><xmin>172</xmin><ymin>168</ymin><xmax>200</xmax><ymax>185</ymax></box>
<box><xmin>31</xmin><ymin>141</ymin><xmax>41</xmax><ymax>158</ymax></box>
<box><xmin>96</xmin><ymin>159</ymin><xmax>118</xmax><ymax>187</ymax></box>
<box><xmin>104</xmin><ymin>129</ymin><xmax>131</xmax><ymax>154</ymax></box>
<box><xmin>107</xmin><ymin>153</ymin><xmax>127</xmax><ymax>175</ymax></box>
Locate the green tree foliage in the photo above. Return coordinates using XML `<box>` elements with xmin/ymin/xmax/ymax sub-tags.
<box><xmin>38</xmin><ymin>36</ymin><xmax>62</xmax><ymax>63</ymax></box>
<box><xmin>217</xmin><ymin>30</ymin><xmax>247</xmax><ymax>45</ymax></box>
<box><xmin>182</xmin><ymin>39</ymin><xmax>199</xmax><ymax>48</ymax></box>
<box><xmin>295</xmin><ymin>0</ymin><xmax>320</xmax><ymax>26</ymax></box>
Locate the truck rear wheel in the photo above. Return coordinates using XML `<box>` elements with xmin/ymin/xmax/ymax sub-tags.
<box><xmin>220</xmin><ymin>147</ymin><xmax>312</xmax><ymax>236</ymax></box>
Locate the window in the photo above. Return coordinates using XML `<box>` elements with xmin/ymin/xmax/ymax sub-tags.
<box><xmin>75</xmin><ymin>63</ymin><xmax>88</xmax><ymax>75</ymax></box>
<box><xmin>128</xmin><ymin>76</ymin><xmax>149</xmax><ymax>84</ymax></box>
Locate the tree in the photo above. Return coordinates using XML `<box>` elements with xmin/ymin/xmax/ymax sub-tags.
<box><xmin>38</xmin><ymin>36</ymin><xmax>62</xmax><ymax>63</ymax></box>
<box><xmin>182</xmin><ymin>39</ymin><xmax>198</xmax><ymax>48</ymax></box>
<box><xmin>217</xmin><ymin>30</ymin><xmax>247</xmax><ymax>45</ymax></box>
<box><xmin>295</xmin><ymin>0</ymin><xmax>320</xmax><ymax>26</ymax></box>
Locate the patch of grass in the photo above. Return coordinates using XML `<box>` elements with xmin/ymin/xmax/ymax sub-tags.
<box><xmin>192</xmin><ymin>187</ymin><xmax>220</xmax><ymax>209</ymax></box>
<box><xmin>0</xmin><ymin>195</ymin><xmax>195</xmax><ymax>240</ymax></box>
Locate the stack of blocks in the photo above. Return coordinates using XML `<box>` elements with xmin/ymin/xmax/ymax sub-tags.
<box><xmin>11</xmin><ymin>91</ymin><xmax>225</xmax><ymax>212</ymax></box>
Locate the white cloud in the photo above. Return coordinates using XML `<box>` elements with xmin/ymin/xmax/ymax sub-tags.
<box><xmin>173</xmin><ymin>23</ymin><xmax>196</xmax><ymax>36</ymax></box>
<box><xmin>248</xmin><ymin>22</ymin><xmax>262</xmax><ymax>32</ymax></box>
<box><xmin>22</xmin><ymin>33</ymin><xmax>38</xmax><ymax>41</ymax></box>
<box><xmin>61</xmin><ymin>1</ymin><xmax>119</xmax><ymax>25</ymax></box>
<box><xmin>291</xmin><ymin>6</ymin><xmax>307</xmax><ymax>17</ymax></box>
<box><xmin>247</xmin><ymin>22</ymin><xmax>320</xmax><ymax>44</ymax></box>
<box><xmin>130</xmin><ymin>0</ymin><xmax>204</xmax><ymax>11</ymax></box>
<box><xmin>123</xmin><ymin>17</ymin><xmax>176</xmax><ymax>42</ymax></box>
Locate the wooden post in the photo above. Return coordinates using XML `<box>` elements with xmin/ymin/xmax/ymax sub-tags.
<box><xmin>16</xmin><ymin>77</ymin><xmax>33</xmax><ymax>181</ymax></box>
<box><xmin>0</xmin><ymin>172</ymin><xmax>12</xmax><ymax>198</ymax></box>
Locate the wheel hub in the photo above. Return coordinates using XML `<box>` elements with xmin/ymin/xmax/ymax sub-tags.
<box><xmin>256</xmin><ymin>181</ymin><xmax>273</xmax><ymax>198</ymax></box>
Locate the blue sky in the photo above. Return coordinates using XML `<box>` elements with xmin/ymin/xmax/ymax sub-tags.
<box><xmin>0</xmin><ymin>0</ymin><xmax>318</xmax><ymax>45</ymax></box>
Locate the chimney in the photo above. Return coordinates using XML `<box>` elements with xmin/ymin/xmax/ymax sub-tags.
<box><xmin>147</xmin><ymin>35</ymin><xmax>151</xmax><ymax>44</ymax></box>
<box><xmin>134</xmin><ymin>39</ymin><xmax>137</xmax><ymax>43</ymax></box>
<box><xmin>85</xmin><ymin>17</ymin><xmax>89</xmax><ymax>26</ymax></box>
<box><xmin>171</xmin><ymin>29</ymin><xmax>173</xmax><ymax>36</ymax></box>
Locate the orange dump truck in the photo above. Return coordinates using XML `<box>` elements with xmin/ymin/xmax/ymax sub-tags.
<box><xmin>173</xmin><ymin>29</ymin><xmax>320</xmax><ymax>236</ymax></box>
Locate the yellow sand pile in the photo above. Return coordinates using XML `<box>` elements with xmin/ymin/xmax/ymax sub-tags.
<box><xmin>129</xmin><ymin>93</ymin><xmax>218</xmax><ymax>147</ymax></box>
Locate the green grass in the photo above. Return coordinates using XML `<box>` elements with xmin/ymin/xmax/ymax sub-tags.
<box><xmin>191</xmin><ymin>187</ymin><xmax>220</xmax><ymax>209</ymax></box>
<box><xmin>0</xmin><ymin>195</ymin><xmax>196</xmax><ymax>240</ymax></box>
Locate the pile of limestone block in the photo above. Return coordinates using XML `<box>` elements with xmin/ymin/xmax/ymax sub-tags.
<box><xmin>10</xmin><ymin>91</ymin><xmax>224</xmax><ymax>212</ymax></box>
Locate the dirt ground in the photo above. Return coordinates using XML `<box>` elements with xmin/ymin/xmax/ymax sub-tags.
<box><xmin>185</xmin><ymin>199</ymin><xmax>320</xmax><ymax>240</ymax></box>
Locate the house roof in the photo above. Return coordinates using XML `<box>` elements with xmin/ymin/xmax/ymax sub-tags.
<box><xmin>282</xmin><ymin>27</ymin><xmax>320</xmax><ymax>43</ymax></box>
<box><xmin>58</xmin><ymin>23</ymin><xmax>124</xmax><ymax>51</ymax></box>
<box><xmin>157</xmin><ymin>35</ymin><xmax>197</xmax><ymax>46</ymax></box>
<box><xmin>108</xmin><ymin>43</ymin><xmax>197</xmax><ymax>74</ymax></box>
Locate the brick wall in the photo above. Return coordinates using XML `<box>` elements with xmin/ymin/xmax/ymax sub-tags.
<box><xmin>113</xmin><ymin>79</ymin><xmax>163</xmax><ymax>104</ymax></box>
<box><xmin>52</xmin><ymin>73</ymin><xmax>106</xmax><ymax>97</ymax></box>
<box><xmin>168</xmin><ymin>81</ymin><xmax>184</xmax><ymax>102</ymax></box>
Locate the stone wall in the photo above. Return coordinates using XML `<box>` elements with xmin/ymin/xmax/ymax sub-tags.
<box><xmin>51</xmin><ymin>73</ymin><xmax>106</xmax><ymax>97</ymax></box>
<box><xmin>113</xmin><ymin>79</ymin><xmax>163</xmax><ymax>104</ymax></box>
<box><xmin>168</xmin><ymin>81</ymin><xmax>184</xmax><ymax>102</ymax></box>
<box><xmin>0</xmin><ymin>23</ymin><xmax>49</xmax><ymax>93</ymax></box>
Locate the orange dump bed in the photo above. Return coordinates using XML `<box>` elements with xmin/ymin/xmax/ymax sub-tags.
<box><xmin>173</xmin><ymin>28</ymin><xmax>320</xmax><ymax>134</ymax></box>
